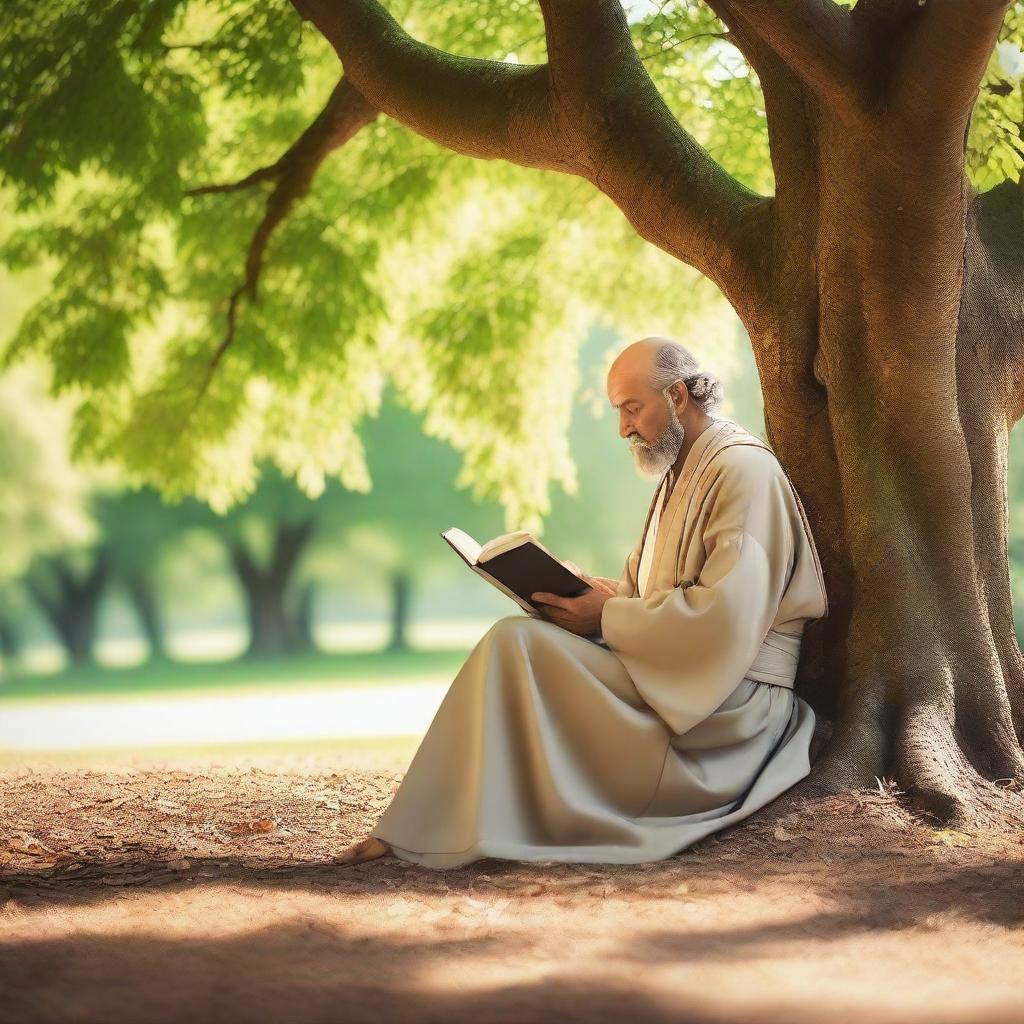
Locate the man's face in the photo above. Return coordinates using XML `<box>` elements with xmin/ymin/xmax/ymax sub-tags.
<box><xmin>608</xmin><ymin>377</ymin><xmax>687</xmax><ymax>479</ymax></box>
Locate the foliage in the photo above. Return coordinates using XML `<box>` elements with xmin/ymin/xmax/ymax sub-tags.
<box><xmin>1</xmin><ymin>0</ymin><xmax>1020</xmax><ymax>530</ymax></box>
<box><xmin>970</xmin><ymin>11</ymin><xmax>1024</xmax><ymax>190</ymax></box>
<box><xmin>0</xmin><ymin>365</ymin><xmax>94</xmax><ymax>584</ymax></box>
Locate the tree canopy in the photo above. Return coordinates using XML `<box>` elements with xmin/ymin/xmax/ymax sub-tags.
<box><xmin>0</xmin><ymin>0</ymin><xmax>1019</xmax><ymax>528</ymax></box>
<box><xmin>1</xmin><ymin>1</ymin><xmax>1022</xmax><ymax>530</ymax></box>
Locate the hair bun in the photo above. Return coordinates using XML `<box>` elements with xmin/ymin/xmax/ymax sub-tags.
<box><xmin>685</xmin><ymin>372</ymin><xmax>724</xmax><ymax>412</ymax></box>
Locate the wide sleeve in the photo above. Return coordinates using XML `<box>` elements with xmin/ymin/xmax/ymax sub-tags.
<box><xmin>600</xmin><ymin>458</ymin><xmax>796</xmax><ymax>736</ymax></box>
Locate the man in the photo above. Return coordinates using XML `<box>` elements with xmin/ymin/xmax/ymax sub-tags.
<box><xmin>338</xmin><ymin>336</ymin><xmax>828</xmax><ymax>868</ymax></box>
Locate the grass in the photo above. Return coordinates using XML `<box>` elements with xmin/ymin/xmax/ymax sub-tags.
<box><xmin>0</xmin><ymin>647</ymin><xmax>472</xmax><ymax>704</ymax></box>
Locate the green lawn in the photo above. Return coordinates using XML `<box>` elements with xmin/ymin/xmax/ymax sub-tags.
<box><xmin>0</xmin><ymin>647</ymin><xmax>472</xmax><ymax>703</ymax></box>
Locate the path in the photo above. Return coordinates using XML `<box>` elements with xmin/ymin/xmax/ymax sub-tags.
<box><xmin>0</xmin><ymin>682</ymin><xmax>449</xmax><ymax>751</ymax></box>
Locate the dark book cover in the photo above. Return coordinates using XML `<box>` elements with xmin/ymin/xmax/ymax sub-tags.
<box><xmin>480</xmin><ymin>541</ymin><xmax>593</xmax><ymax>609</ymax></box>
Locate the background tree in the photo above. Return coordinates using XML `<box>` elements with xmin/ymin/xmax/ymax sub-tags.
<box><xmin>330</xmin><ymin>385</ymin><xmax>506</xmax><ymax>652</ymax></box>
<box><xmin>0</xmin><ymin>365</ymin><xmax>95</xmax><ymax>667</ymax></box>
<box><xmin>3</xmin><ymin>1</ymin><xmax>1024</xmax><ymax>823</ymax></box>
<box><xmin>178</xmin><ymin>463</ymin><xmax>321</xmax><ymax>658</ymax></box>
<box><xmin>92</xmin><ymin>485</ymin><xmax>193</xmax><ymax>661</ymax></box>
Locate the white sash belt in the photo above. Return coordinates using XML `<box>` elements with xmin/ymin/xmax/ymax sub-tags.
<box><xmin>745</xmin><ymin>628</ymin><xmax>801</xmax><ymax>690</ymax></box>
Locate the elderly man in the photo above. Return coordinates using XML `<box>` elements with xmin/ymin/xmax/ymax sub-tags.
<box><xmin>340</xmin><ymin>336</ymin><xmax>828</xmax><ymax>868</ymax></box>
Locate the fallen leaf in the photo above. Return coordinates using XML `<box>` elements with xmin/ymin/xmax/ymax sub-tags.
<box><xmin>230</xmin><ymin>818</ymin><xmax>276</xmax><ymax>835</ymax></box>
<box><xmin>929</xmin><ymin>829</ymin><xmax>972</xmax><ymax>848</ymax></box>
<box><xmin>8</xmin><ymin>834</ymin><xmax>54</xmax><ymax>858</ymax></box>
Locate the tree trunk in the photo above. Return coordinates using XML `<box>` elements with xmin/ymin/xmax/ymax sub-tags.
<box><xmin>386</xmin><ymin>569</ymin><xmax>411</xmax><ymax>653</ymax></box>
<box><xmin>123</xmin><ymin>572</ymin><xmax>168</xmax><ymax>661</ymax></box>
<box><xmin>291</xmin><ymin>580</ymin><xmax>317</xmax><ymax>654</ymax></box>
<box><xmin>241</xmin><ymin>579</ymin><xmax>294</xmax><ymax>658</ymax></box>
<box><xmin>25</xmin><ymin>550</ymin><xmax>111</xmax><ymax>670</ymax></box>
<box><xmin>0</xmin><ymin>616</ymin><xmax>22</xmax><ymax>665</ymax></box>
<box><xmin>749</xmin><ymin>107</ymin><xmax>1024</xmax><ymax>829</ymax></box>
<box><xmin>229</xmin><ymin>520</ymin><xmax>316</xmax><ymax>659</ymax></box>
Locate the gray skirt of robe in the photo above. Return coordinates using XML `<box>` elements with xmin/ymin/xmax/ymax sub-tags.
<box><xmin>369</xmin><ymin>614</ymin><xmax>815</xmax><ymax>869</ymax></box>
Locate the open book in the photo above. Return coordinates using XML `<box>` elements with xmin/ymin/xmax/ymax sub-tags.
<box><xmin>441</xmin><ymin>528</ymin><xmax>592</xmax><ymax>616</ymax></box>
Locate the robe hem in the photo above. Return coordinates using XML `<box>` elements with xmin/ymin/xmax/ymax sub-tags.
<box><xmin>370</xmin><ymin>727</ymin><xmax>813</xmax><ymax>868</ymax></box>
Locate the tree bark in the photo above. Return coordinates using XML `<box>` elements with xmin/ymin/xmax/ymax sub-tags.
<box><xmin>723</xmin><ymin>1</ymin><xmax>1024</xmax><ymax>828</ymax></box>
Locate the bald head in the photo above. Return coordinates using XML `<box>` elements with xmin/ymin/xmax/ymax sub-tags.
<box><xmin>607</xmin><ymin>336</ymin><xmax>671</xmax><ymax>388</ymax></box>
<box><xmin>606</xmin><ymin>335</ymin><xmax>720</xmax><ymax>479</ymax></box>
<box><xmin>606</xmin><ymin>335</ymin><xmax>698</xmax><ymax>410</ymax></box>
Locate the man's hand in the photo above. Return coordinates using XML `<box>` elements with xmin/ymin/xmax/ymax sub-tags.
<box><xmin>561</xmin><ymin>561</ymin><xmax>618</xmax><ymax>597</ymax></box>
<box><xmin>531</xmin><ymin>572</ymin><xmax>615</xmax><ymax>637</ymax></box>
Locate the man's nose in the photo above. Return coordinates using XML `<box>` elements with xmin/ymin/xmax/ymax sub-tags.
<box><xmin>619</xmin><ymin>418</ymin><xmax>633</xmax><ymax>440</ymax></box>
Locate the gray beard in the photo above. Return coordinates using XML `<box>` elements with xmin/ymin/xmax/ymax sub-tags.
<box><xmin>629</xmin><ymin>409</ymin><xmax>686</xmax><ymax>480</ymax></box>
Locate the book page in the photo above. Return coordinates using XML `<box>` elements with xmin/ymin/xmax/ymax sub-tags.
<box><xmin>440</xmin><ymin>527</ymin><xmax>482</xmax><ymax>565</ymax></box>
<box><xmin>478</xmin><ymin>530</ymin><xmax>533</xmax><ymax>563</ymax></box>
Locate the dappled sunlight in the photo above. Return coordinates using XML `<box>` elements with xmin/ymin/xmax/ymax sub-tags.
<box><xmin>3</xmin><ymin>763</ymin><xmax>1023</xmax><ymax>1022</ymax></box>
<box><xmin>2</xmin><ymin>870</ymin><xmax>1021</xmax><ymax>1023</ymax></box>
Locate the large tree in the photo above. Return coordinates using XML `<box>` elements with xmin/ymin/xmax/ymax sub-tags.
<box><xmin>4</xmin><ymin>0</ymin><xmax>1024</xmax><ymax>826</ymax></box>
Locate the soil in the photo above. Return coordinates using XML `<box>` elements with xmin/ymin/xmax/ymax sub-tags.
<box><xmin>1</xmin><ymin>753</ymin><xmax>1023</xmax><ymax>1024</ymax></box>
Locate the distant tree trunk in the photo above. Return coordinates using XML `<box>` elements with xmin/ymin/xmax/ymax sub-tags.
<box><xmin>25</xmin><ymin>549</ymin><xmax>111</xmax><ymax>669</ymax></box>
<box><xmin>290</xmin><ymin>580</ymin><xmax>317</xmax><ymax>654</ymax></box>
<box><xmin>229</xmin><ymin>520</ymin><xmax>316</xmax><ymax>658</ymax></box>
<box><xmin>386</xmin><ymin>569</ymin><xmax>411</xmax><ymax>653</ymax></box>
<box><xmin>123</xmin><ymin>572</ymin><xmax>168</xmax><ymax>661</ymax></box>
<box><xmin>0</xmin><ymin>616</ymin><xmax>22</xmax><ymax>665</ymax></box>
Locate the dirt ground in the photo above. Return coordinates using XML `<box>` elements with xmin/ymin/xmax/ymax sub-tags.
<box><xmin>2</xmin><ymin>752</ymin><xmax>1023</xmax><ymax>1024</ymax></box>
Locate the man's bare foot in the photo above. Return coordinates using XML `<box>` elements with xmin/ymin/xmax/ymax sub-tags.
<box><xmin>333</xmin><ymin>836</ymin><xmax>392</xmax><ymax>866</ymax></box>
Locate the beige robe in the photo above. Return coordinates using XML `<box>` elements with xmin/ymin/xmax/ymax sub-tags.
<box><xmin>371</xmin><ymin>416</ymin><xmax>828</xmax><ymax>868</ymax></box>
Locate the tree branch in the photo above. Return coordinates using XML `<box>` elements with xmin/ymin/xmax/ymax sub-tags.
<box><xmin>290</xmin><ymin>0</ymin><xmax>774</xmax><ymax>322</ymax></box>
<box><xmin>188</xmin><ymin>76</ymin><xmax>378</xmax><ymax>304</ymax></box>
<box><xmin>708</xmin><ymin>0</ymin><xmax>859</xmax><ymax>108</ymax></box>
<box><xmin>185</xmin><ymin>76</ymin><xmax>379</xmax><ymax>414</ymax></box>
<box><xmin>228</xmin><ymin>541</ymin><xmax>261</xmax><ymax>588</ymax></box>
<box><xmin>541</xmin><ymin>0</ymin><xmax>774</xmax><ymax>307</ymax></box>
<box><xmin>269</xmin><ymin>520</ymin><xmax>316</xmax><ymax>579</ymax></box>
<box><xmin>291</xmin><ymin>0</ymin><xmax>563</xmax><ymax>170</ymax></box>
<box><xmin>886</xmin><ymin>0</ymin><xmax>1013</xmax><ymax>130</ymax></box>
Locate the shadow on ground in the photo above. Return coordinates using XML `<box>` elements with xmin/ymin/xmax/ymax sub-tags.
<box><xmin>1</xmin><ymin>764</ymin><xmax>1022</xmax><ymax>1024</ymax></box>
